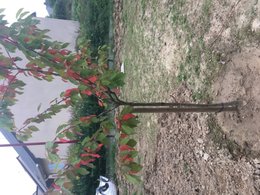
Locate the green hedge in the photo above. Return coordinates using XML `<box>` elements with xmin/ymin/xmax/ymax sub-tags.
<box><xmin>45</xmin><ymin>0</ymin><xmax>72</xmax><ymax>20</ymax></box>
<box><xmin>72</xmin><ymin>0</ymin><xmax>110</xmax><ymax>55</ymax></box>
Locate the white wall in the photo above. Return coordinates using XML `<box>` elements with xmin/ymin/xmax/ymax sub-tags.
<box><xmin>10</xmin><ymin>18</ymin><xmax>79</xmax><ymax>158</ymax></box>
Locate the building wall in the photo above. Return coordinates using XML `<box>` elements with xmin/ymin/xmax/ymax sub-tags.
<box><xmin>10</xmin><ymin>17</ymin><xmax>79</xmax><ymax>158</ymax></box>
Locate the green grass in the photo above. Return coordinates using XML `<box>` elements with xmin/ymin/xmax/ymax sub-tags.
<box><xmin>118</xmin><ymin>0</ymin><xmax>220</xmax><ymax>193</ymax></box>
<box><xmin>170</xmin><ymin>0</ymin><xmax>219</xmax><ymax>102</ymax></box>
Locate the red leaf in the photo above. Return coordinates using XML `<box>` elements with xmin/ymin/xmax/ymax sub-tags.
<box><xmin>80</xmin><ymin>153</ymin><xmax>101</xmax><ymax>158</ymax></box>
<box><xmin>6</xmin><ymin>75</ymin><xmax>17</xmax><ymax>81</ymax></box>
<box><xmin>59</xmin><ymin>138</ymin><xmax>70</xmax><ymax>143</ymax></box>
<box><xmin>96</xmin><ymin>91</ymin><xmax>101</xmax><ymax>97</ymax></box>
<box><xmin>64</xmin><ymin>88</ymin><xmax>79</xmax><ymax>97</ymax></box>
<box><xmin>59</xmin><ymin>49</ymin><xmax>70</xmax><ymax>56</ymax></box>
<box><xmin>73</xmin><ymin>54</ymin><xmax>81</xmax><ymax>61</ymax></box>
<box><xmin>52</xmin><ymin>183</ymin><xmax>61</xmax><ymax>190</ymax></box>
<box><xmin>87</xmin><ymin>75</ymin><xmax>97</xmax><ymax>83</ymax></box>
<box><xmin>120</xmin><ymin>133</ymin><xmax>128</xmax><ymax>139</ymax></box>
<box><xmin>81</xmin><ymin>90</ymin><xmax>92</xmax><ymax>96</ymax></box>
<box><xmin>53</xmin><ymin>57</ymin><xmax>62</xmax><ymax>63</ymax></box>
<box><xmin>98</xmin><ymin>100</ymin><xmax>104</xmax><ymax>107</ymax></box>
<box><xmin>66</xmin><ymin>69</ymin><xmax>80</xmax><ymax>80</ymax></box>
<box><xmin>119</xmin><ymin>145</ymin><xmax>134</xmax><ymax>151</ymax></box>
<box><xmin>112</xmin><ymin>88</ymin><xmax>120</xmax><ymax>95</ymax></box>
<box><xmin>80</xmin><ymin>115</ymin><xmax>96</xmax><ymax>123</ymax></box>
<box><xmin>76</xmin><ymin>159</ymin><xmax>95</xmax><ymax>166</ymax></box>
<box><xmin>23</xmin><ymin>37</ymin><xmax>30</xmax><ymax>43</ymax></box>
<box><xmin>95</xmin><ymin>143</ymin><xmax>103</xmax><ymax>152</ymax></box>
<box><xmin>48</xmin><ymin>49</ymin><xmax>57</xmax><ymax>55</ymax></box>
<box><xmin>122</xmin><ymin>113</ymin><xmax>136</xmax><ymax>121</ymax></box>
<box><xmin>122</xmin><ymin>155</ymin><xmax>134</xmax><ymax>162</ymax></box>
<box><xmin>0</xmin><ymin>85</ymin><xmax>7</xmax><ymax>92</ymax></box>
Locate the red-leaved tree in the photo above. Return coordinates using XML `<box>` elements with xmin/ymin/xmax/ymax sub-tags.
<box><xmin>0</xmin><ymin>9</ymin><xmax>238</xmax><ymax>192</ymax></box>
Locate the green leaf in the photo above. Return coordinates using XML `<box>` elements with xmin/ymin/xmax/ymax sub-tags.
<box><xmin>101</xmin><ymin>120</ymin><xmax>115</xmax><ymax>130</ymax></box>
<box><xmin>96</xmin><ymin>132</ymin><xmax>106</xmax><ymax>142</ymax></box>
<box><xmin>55</xmin><ymin>178</ymin><xmax>65</xmax><ymax>186</ymax></box>
<box><xmin>121</xmin><ymin>106</ymin><xmax>133</xmax><ymax>116</ymax></box>
<box><xmin>48</xmin><ymin>152</ymin><xmax>60</xmax><ymax>163</ymax></box>
<box><xmin>127</xmin><ymin>139</ymin><xmax>137</xmax><ymax>147</ymax></box>
<box><xmin>28</xmin><ymin>125</ymin><xmax>39</xmax><ymax>132</ymax></box>
<box><xmin>18</xmin><ymin>11</ymin><xmax>30</xmax><ymax>20</ymax></box>
<box><xmin>78</xmin><ymin>84</ymin><xmax>88</xmax><ymax>91</ymax></box>
<box><xmin>91</xmin><ymin>117</ymin><xmax>100</xmax><ymax>123</ymax></box>
<box><xmin>123</xmin><ymin>118</ymin><xmax>140</xmax><ymax>128</ymax></box>
<box><xmin>125</xmin><ymin>174</ymin><xmax>141</xmax><ymax>184</ymax></box>
<box><xmin>119</xmin><ymin>137</ymin><xmax>130</xmax><ymax>145</ymax></box>
<box><xmin>81</xmin><ymin>136</ymin><xmax>91</xmax><ymax>146</ymax></box>
<box><xmin>16</xmin><ymin>8</ymin><xmax>24</xmax><ymax>19</ymax></box>
<box><xmin>129</xmin><ymin>162</ymin><xmax>142</xmax><ymax>172</ymax></box>
<box><xmin>65</xmin><ymin>131</ymin><xmax>75</xmax><ymax>139</ymax></box>
<box><xmin>45</xmin><ymin>141</ymin><xmax>54</xmax><ymax>150</ymax></box>
<box><xmin>86</xmin><ymin>163</ymin><xmax>95</xmax><ymax>169</ymax></box>
<box><xmin>0</xmin><ymin>116</ymin><xmax>14</xmax><ymax>131</ymax></box>
<box><xmin>16</xmin><ymin>134</ymin><xmax>29</xmax><ymax>141</ymax></box>
<box><xmin>121</xmin><ymin>124</ymin><xmax>135</xmax><ymax>135</ymax></box>
<box><xmin>61</xmin><ymin>42</ymin><xmax>70</xmax><ymax>48</ymax></box>
<box><xmin>56</xmin><ymin>123</ymin><xmax>69</xmax><ymax>134</ymax></box>
<box><xmin>76</xmin><ymin>167</ymin><xmax>89</xmax><ymax>175</ymax></box>
<box><xmin>119</xmin><ymin>150</ymin><xmax>138</xmax><ymax>158</ymax></box>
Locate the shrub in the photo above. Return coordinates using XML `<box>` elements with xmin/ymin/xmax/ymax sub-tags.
<box><xmin>68</xmin><ymin>95</ymin><xmax>107</xmax><ymax>194</ymax></box>
<box><xmin>72</xmin><ymin>0</ymin><xmax>110</xmax><ymax>55</ymax></box>
<box><xmin>51</xmin><ymin>0</ymin><xmax>72</xmax><ymax>20</ymax></box>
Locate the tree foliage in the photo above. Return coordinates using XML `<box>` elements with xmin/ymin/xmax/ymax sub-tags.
<box><xmin>0</xmin><ymin>9</ymin><xmax>142</xmax><ymax>193</ymax></box>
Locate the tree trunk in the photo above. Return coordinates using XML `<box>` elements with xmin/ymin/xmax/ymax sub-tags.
<box><xmin>130</xmin><ymin>101</ymin><xmax>239</xmax><ymax>113</ymax></box>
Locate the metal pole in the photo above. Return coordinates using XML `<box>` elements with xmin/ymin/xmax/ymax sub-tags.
<box><xmin>0</xmin><ymin>140</ymin><xmax>78</xmax><ymax>147</ymax></box>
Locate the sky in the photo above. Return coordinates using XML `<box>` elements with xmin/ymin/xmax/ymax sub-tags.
<box><xmin>1</xmin><ymin>0</ymin><xmax>48</xmax><ymax>24</ymax></box>
<box><xmin>0</xmin><ymin>1</ymin><xmax>49</xmax><ymax>194</ymax></box>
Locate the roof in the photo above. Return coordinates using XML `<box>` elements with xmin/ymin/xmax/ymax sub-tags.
<box><xmin>0</xmin><ymin>128</ymin><xmax>48</xmax><ymax>194</ymax></box>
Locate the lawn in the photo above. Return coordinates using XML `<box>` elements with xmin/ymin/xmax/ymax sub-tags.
<box><xmin>117</xmin><ymin>1</ymin><xmax>218</xmax><ymax>192</ymax></box>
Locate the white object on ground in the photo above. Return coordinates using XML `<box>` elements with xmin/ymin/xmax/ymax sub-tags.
<box><xmin>96</xmin><ymin>176</ymin><xmax>117</xmax><ymax>195</ymax></box>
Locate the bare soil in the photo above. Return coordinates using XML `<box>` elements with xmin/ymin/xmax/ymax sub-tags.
<box><xmin>114</xmin><ymin>0</ymin><xmax>260</xmax><ymax>194</ymax></box>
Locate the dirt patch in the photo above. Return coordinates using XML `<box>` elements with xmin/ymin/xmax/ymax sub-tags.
<box><xmin>113</xmin><ymin>0</ymin><xmax>260</xmax><ymax>194</ymax></box>
<box><xmin>145</xmin><ymin>85</ymin><xmax>258</xmax><ymax>194</ymax></box>
<box><xmin>213</xmin><ymin>47</ymin><xmax>260</xmax><ymax>152</ymax></box>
